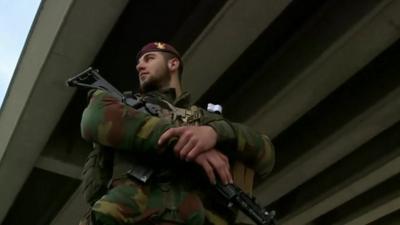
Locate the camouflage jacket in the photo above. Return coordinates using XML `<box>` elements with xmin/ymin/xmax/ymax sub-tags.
<box><xmin>81</xmin><ymin>88</ymin><xmax>274</xmax><ymax>181</ymax></box>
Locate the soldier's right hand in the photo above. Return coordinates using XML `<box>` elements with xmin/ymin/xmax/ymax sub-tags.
<box><xmin>158</xmin><ymin>126</ymin><xmax>218</xmax><ymax>161</ymax></box>
<box><xmin>193</xmin><ymin>149</ymin><xmax>233</xmax><ymax>185</ymax></box>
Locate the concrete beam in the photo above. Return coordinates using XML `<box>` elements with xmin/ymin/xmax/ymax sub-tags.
<box><xmin>49</xmin><ymin>184</ymin><xmax>88</xmax><ymax>225</ymax></box>
<box><xmin>182</xmin><ymin>0</ymin><xmax>292</xmax><ymax>101</ymax></box>
<box><xmin>280</xmin><ymin>147</ymin><xmax>400</xmax><ymax>225</ymax></box>
<box><xmin>245</xmin><ymin>0</ymin><xmax>400</xmax><ymax>138</ymax></box>
<box><xmin>254</xmin><ymin>83</ymin><xmax>400</xmax><ymax>206</ymax></box>
<box><xmin>36</xmin><ymin>156</ymin><xmax>82</xmax><ymax>179</ymax></box>
<box><xmin>369</xmin><ymin>211</ymin><xmax>400</xmax><ymax>225</ymax></box>
<box><xmin>333</xmin><ymin>190</ymin><xmax>400</xmax><ymax>225</ymax></box>
<box><xmin>0</xmin><ymin>0</ymin><xmax>128</xmax><ymax>222</ymax></box>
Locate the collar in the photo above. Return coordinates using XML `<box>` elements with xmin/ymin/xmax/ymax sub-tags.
<box><xmin>141</xmin><ymin>88</ymin><xmax>192</xmax><ymax>108</ymax></box>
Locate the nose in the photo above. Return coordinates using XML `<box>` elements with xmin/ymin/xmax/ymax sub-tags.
<box><xmin>136</xmin><ymin>60</ymin><xmax>145</xmax><ymax>73</ymax></box>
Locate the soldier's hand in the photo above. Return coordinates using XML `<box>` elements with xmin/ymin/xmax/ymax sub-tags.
<box><xmin>158</xmin><ymin>126</ymin><xmax>218</xmax><ymax>161</ymax></box>
<box><xmin>193</xmin><ymin>149</ymin><xmax>233</xmax><ymax>185</ymax></box>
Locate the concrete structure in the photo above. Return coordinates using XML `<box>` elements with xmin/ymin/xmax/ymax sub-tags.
<box><xmin>0</xmin><ymin>0</ymin><xmax>399</xmax><ymax>224</ymax></box>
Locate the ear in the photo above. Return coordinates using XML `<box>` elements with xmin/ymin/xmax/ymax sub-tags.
<box><xmin>168</xmin><ymin>58</ymin><xmax>180</xmax><ymax>72</ymax></box>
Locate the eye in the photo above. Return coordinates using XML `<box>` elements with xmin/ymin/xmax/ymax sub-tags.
<box><xmin>144</xmin><ymin>55</ymin><xmax>155</xmax><ymax>62</ymax></box>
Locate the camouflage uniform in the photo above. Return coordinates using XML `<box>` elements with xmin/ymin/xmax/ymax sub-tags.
<box><xmin>79</xmin><ymin>87</ymin><xmax>274</xmax><ymax>224</ymax></box>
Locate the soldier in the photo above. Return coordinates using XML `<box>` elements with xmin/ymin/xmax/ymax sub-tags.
<box><xmin>79</xmin><ymin>42</ymin><xmax>275</xmax><ymax>225</ymax></box>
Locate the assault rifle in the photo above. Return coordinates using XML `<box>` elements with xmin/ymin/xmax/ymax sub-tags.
<box><xmin>216</xmin><ymin>182</ymin><xmax>276</xmax><ymax>225</ymax></box>
<box><xmin>66</xmin><ymin>67</ymin><xmax>161</xmax><ymax>116</ymax></box>
<box><xmin>67</xmin><ymin>67</ymin><xmax>277</xmax><ymax>225</ymax></box>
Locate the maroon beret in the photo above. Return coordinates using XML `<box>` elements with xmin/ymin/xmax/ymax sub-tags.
<box><xmin>136</xmin><ymin>42</ymin><xmax>181</xmax><ymax>61</ymax></box>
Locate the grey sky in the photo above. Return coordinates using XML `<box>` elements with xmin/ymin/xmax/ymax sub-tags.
<box><xmin>0</xmin><ymin>0</ymin><xmax>41</xmax><ymax>106</ymax></box>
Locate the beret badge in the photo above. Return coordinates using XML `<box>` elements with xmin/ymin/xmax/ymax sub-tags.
<box><xmin>154</xmin><ymin>42</ymin><xmax>166</xmax><ymax>49</ymax></box>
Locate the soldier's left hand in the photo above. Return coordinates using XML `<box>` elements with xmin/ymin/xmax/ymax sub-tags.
<box><xmin>193</xmin><ymin>148</ymin><xmax>233</xmax><ymax>185</ymax></box>
<box><xmin>158</xmin><ymin>126</ymin><xmax>218</xmax><ymax>161</ymax></box>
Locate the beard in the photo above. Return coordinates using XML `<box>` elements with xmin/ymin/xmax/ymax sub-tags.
<box><xmin>139</xmin><ymin>78</ymin><xmax>162</xmax><ymax>93</ymax></box>
<box><xmin>139</xmin><ymin>70</ymin><xmax>170</xmax><ymax>93</ymax></box>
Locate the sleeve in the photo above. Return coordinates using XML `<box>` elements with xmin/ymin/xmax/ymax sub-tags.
<box><xmin>80</xmin><ymin>90</ymin><xmax>174</xmax><ymax>154</ymax></box>
<box><xmin>206</xmin><ymin>118</ymin><xmax>275</xmax><ymax>180</ymax></box>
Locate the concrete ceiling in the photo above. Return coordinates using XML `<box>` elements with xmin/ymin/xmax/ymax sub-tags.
<box><xmin>0</xmin><ymin>0</ymin><xmax>128</xmax><ymax>223</ymax></box>
<box><xmin>0</xmin><ymin>0</ymin><xmax>399</xmax><ymax>224</ymax></box>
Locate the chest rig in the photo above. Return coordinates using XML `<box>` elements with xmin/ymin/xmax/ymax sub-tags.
<box><xmin>156</xmin><ymin>99</ymin><xmax>202</xmax><ymax>126</ymax></box>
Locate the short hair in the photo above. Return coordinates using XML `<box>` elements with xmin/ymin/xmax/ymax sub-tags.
<box><xmin>161</xmin><ymin>52</ymin><xmax>183</xmax><ymax>79</ymax></box>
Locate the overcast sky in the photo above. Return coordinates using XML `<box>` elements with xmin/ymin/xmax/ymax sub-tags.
<box><xmin>0</xmin><ymin>0</ymin><xmax>41</xmax><ymax>106</ymax></box>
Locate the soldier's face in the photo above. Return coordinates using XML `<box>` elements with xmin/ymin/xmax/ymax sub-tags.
<box><xmin>136</xmin><ymin>52</ymin><xmax>171</xmax><ymax>92</ymax></box>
